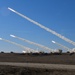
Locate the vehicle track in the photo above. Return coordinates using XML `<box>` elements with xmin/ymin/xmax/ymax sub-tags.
<box><xmin>0</xmin><ymin>62</ymin><xmax>75</xmax><ymax>70</ymax></box>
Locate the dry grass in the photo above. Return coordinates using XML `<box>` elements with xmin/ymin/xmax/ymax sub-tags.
<box><xmin>0</xmin><ymin>65</ymin><xmax>75</xmax><ymax>75</ymax></box>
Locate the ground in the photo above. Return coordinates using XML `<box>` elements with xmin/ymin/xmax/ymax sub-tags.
<box><xmin>0</xmin><ymin>53</ymin><xmax>75</xmax><ymax>65</ymax></box>
<box><xmin>0</xmin><ymin>53</ymin><xmax>75</xmax><ymax>75</ymax></box>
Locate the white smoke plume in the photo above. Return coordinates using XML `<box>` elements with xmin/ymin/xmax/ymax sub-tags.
<box><xmin>10</xmin><ymin>35</ymin><xmax>53</xmax><ymax>52</ymax></box>
<box><xmin>52</xmin><ymin>40</ymin><xmax>71</xmax><ymax>51</ymax></box>
<box><xmin>0</xmin><ymin>38</ymin><xmax>36</xmax><ymax>53</ymax></box>
<box><xmin>8</xmin><ymin>7</ymin><xmax>75</xmax><ymax>46</ymax></box>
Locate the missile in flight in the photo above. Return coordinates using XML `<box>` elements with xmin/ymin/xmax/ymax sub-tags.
<box><xmin>8</xmin><ymin>7</ymin><xmax>75</xmax><ymax>46</ymax></box>
<box><xmin>10</xmin><ymin>34</ymin><xmax>53</xmax><ymax>52</ymax></box>
<box><xmin>0</xmin><ymin>38</ymin><xmax>37</xmax><ymax>53</ymax></box>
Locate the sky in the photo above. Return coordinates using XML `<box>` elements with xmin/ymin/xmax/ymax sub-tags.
<box><xmin>0</xmin><ymin>0</ymin><xmax>75</xmax><ymax>53</ymax></box>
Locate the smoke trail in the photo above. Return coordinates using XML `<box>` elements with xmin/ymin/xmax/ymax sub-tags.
<box><xmin>52</xmin><ymin>40</ymin><xmax>71</xmax><ymax>51</ymax></box>
<box><xmin>0</xmin><ymin>38</ymin><xmax>36</xmax><ymax>53</ymax></box>
<box><xmin>10</xmin><ymin>35</ymin><xmax>53</xmax><ymax>52</ymax></box>
<box><xmin>8</xmin><ymin>7</ymin><xmax>75</xmax><ymax>46</ymax></box>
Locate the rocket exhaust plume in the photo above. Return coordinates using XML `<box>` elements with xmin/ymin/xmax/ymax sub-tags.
<box><xmin>52</xmin><ymin>40</ymin><xmax>56</xmax><ymax>44</ymax></box>
<box><xmin>52</xmin><ymin>40</ymin><xmax>71</xmax><ymax>51</ymax></box>
<box><xmin>8</xmin><ymin>7</ymin><xmax>16</xmax><ymax>12</ymax></box>
<box><xmin>0</xmin><ymin>38</ymin><xmax>36</xmax><ymax>53</ymax></box>
<box><xmin>0</xmin><ymin>38</ymin><xmax>2</xmax><ymax>40</ymax></box>
<box><xmin>8</xmin><ymin>7</ymin><xmax>75</xmax><ymax>46</ymax></box>
<box><xmin>10</xmin><ymin>34</ymin><xmax>53</xmax><ymax>52</ymax></box>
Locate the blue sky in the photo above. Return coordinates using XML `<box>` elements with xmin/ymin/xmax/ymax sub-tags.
<box><xmin>0</xmin><ymin>0</ymin><xmax>75</xmax><ymax>52</ymax></box>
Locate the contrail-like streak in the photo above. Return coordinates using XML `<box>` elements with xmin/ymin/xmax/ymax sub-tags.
<box><xmin>0</xmin><ymin>38</ymin><xmax>36</xmax><ymax>53</ymax></box>
<box><xmin>8</xmin><ymin>7</ymin><xmax>75</xmax><ymax>46</ymax></box>
<box><xmin>52</xmin><ymin>40</ymin><xmax>71</xmax><ymax>51</ymax></box>
<box><xmin>10</xmin><ymin>35</ymin><xmax>53</xmax><ymax>52</ymax></box>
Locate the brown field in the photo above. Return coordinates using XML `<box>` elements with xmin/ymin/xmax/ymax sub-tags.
<box><xmin>0</xmin><ymin>53</ymin><xmax>75</xmax><ymax>75</ymax></box>
<box><xmin>0</xmin><ymin>53</ymin><xmax>75</xmax><ymax>65</ymax></box>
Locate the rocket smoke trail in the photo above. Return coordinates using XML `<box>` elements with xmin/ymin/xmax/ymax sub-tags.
<box><xmin>52</xmin><ymin>40</ymin><xmax>71</xmax><ymax>51</ymax></box>
<box><xmin>0</xmin><ymin>38</ymin><xmax>36</xmax><ymax>53</ymax></box>
<box><xmin>8</xmin><ymin>7</ymin><xmax>75</xmax><ymax>46</ymax></box>
<box><xmin>10</xmin><ymin>35</ymin><xmax>53</xmax><ymax>52</ymax></box>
